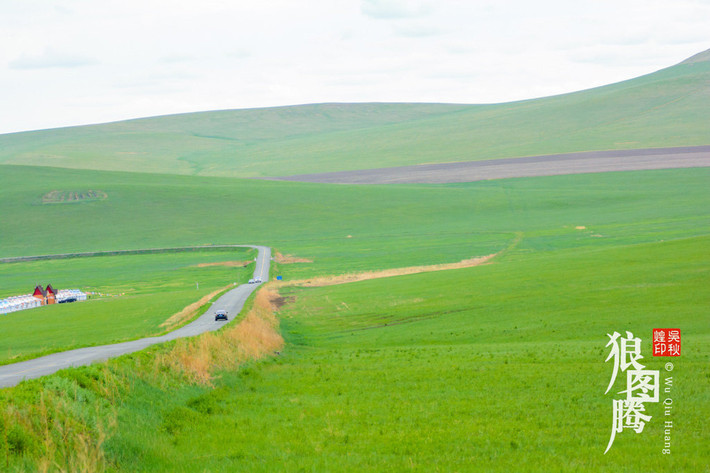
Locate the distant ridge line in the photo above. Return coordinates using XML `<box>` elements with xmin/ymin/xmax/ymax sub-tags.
<box><xmin>679</xmin><ymin>48</ymin><xmax>710</xmax><ymax>65</ymax></box>
<box><xmin>262</xmin><ymin>145</ymin><xmax>710</xmax><ymax>185</ymax></box>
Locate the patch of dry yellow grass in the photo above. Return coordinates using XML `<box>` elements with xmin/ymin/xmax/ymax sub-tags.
<box><xmin>273</xmin><ymin>232</ymin><xmax>523</xmax><ymax>289</ymax></box>
<box><xmin>159</xmin><ymin>284</ymin><xmax>234</xmax><ymax>331</ymax></box>
<box><xmin>157</xmin><ymin>234</ymin><xmax>524</xmax><ymax>384</ymax></box>
<box><xmin>231</xmin><ymin>287</ymin><xmax>284</xmax><ymax>360</ymax></box>
<box><xmin>2</xmin><ymin>382</ymin><xmax>118</xmax><ymax>473</ymax></box>
<box><xmin>157</xmin><ymin>285</ymin><xmax>284</xmax><ymax>385</ymax></box>
<box><xmin>273</xmin><ymin>251</ymin><xmax>313</xmax><ymax>264</ymax></box>
<box><xmin>274</xmin><ymin>254</ymin><xmax>497</xmax><ymax>288</ymax></box>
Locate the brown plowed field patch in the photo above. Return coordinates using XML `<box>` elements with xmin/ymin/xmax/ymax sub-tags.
<box><xmin>262</xmin><ymin>145</ymin><xmax>710</xmax><ymax>184</ymax></box>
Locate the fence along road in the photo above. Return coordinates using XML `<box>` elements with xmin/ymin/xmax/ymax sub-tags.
<box><xmin>0</xmin><ymin>246</ymin><xmax>270</xmax><ymax>388</ymax></box>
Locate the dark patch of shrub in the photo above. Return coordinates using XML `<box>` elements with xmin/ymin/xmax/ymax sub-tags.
<box><xmin>159</xmin><ymin>406</ymin><xmax>200</xmax><ymax>436</ymax></box>
<box><xmin>186</xmin><ymin>389</ymin><xmax>227</xmax><ymax>415</ymax></box>
<box><xmin>6</xmin><ymin>425</ymin><xmax>37</xmax><ymax>455</ymax></box>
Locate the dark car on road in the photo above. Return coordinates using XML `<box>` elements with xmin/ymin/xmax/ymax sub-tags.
<box><xmin>215</xmin><ymin>310</ymin><xmax>228</xmax><ymax>321</ymax></box>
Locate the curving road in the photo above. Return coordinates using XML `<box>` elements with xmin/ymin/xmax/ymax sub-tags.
<box><xmin>3</xmin><ymin>146</ymin><xmax>709</xmax><ymax>387</ymax></box>
<box><xmin>0</xmin><ymin>246</ymin><xmax>270</xmax><ymax>388</ymax></box>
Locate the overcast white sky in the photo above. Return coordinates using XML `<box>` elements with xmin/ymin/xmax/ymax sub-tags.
<box><xmin>1</xmin><ymin>0</ymin><xmax>708</xmax><ymax>134</ymax></box>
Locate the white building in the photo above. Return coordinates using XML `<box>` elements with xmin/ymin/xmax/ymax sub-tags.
<box><xmin>0</xmin><ymin>289</ymin><xmax>87</xmax><ymax>314</ymax></box>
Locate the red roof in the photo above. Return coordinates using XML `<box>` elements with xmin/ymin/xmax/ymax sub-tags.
<box><xmin>33</xmin><ymin>285</ymin><xmax>45</xmax><ymax>297</ymax></box>
<box><xmin>45</xmin><ymin>284</ymin><xmax>57</xmax><ymax>295</ymax></box>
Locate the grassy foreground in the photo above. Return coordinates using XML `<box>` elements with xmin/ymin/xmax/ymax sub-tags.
<box><xmin>107</xmin><ymin>236</ymin><xmax>709</xmax><ymax>472</ymax></box>
<box><xmin>0</xmin><ymin>166</ymin><xmax>707</xmax><ymax>471</ymax></box>
<box><xmin>0</xmin><ymin>286</ymin><xmax>284</xmax><ymax>472</ymax></box>
<box><xmin>1</xmin><ymin>233</ymin><xmax>706</xmax><ymax>471</ymax></box>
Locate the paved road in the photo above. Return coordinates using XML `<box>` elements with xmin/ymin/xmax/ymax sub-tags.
<box><xmin>264</xmin><ymin>145</ymin><xmax>710</xmax><ymax>184</ymax></box>
<box><xmin>0</xmin><ymin>246</ymin><xmax>271</xmax><ymax>388</ymax></box>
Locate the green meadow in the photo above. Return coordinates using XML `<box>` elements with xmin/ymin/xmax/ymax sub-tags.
<box><xmin>102</xmin><ymin>170</ymin><xmax>707</xmax><ymax>472</ymax></box>
<box><xmin>0</xmin><ymin>50</ymin><xmax>708</xmax><ymax>471</ymax></box>
<box><xmin>106</xmin><ymin>236</ymin><xmax>709</xmax><ymax>472</ymax></box>
<box><xmin>1</xmin><ymin>164</ymin><xmax>708</xmax><ymax>367</ymax></box>
<box><xmin>0</xmin><ymin>54</ymin><xmax>708</xmax><ymax>177</ymax></box>
<box><xmin>0</xmin><ymin>248</ymin><xmax>254</xmax><ymax>364</ymax></box>
<box><xmin>0</xmin><ymin>164</ymin><xmax>707</xmax><ymax>471</ymax></box>
<box><xmin>2</xmin><ymin>165</ymin><xmax>707</xmax><ymax>267</ymax></box>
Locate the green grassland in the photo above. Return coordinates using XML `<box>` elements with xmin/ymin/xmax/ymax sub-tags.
<box><xmin>0</xmin><ymin>164</ymin><xmax>708</xmax><ymax>471</ymax></box>
<box><xmin>0</xmin><ymin>53</ymin><xmax>708</xmax><ymax>177</ymax></box>
<box><xmin>0</xmin><ymin>50</ymin><xmax>708</xmax><ymax>471</ymax></box>
<box><xmin>105</xmin><ymin>236</ymin><xmax>709</xmax><ymax>472</ymax></box>
<box><xmin>2</xmin><ymin>165</ymin><xmax>708</xmax><ymax>268</ymax></box>
<box><xmin>0</xmin><ymin>248</ymin><xmax>254</xmax><ymax>364</ymax></box>
<box><xmin>1</xmin><ymin>163</ymin><xmax>707</xmax><ymax>368</ymax></box>
<box><xmin>99</xmin><ymin>169</ymin><xmax>707</xmax><ymax>472</ymax></box>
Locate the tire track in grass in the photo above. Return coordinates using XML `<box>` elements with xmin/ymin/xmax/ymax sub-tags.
<box><xmin>274</xmin><ymin>232</ymin><xmax>523</xmax><ymax>289</ymax></box>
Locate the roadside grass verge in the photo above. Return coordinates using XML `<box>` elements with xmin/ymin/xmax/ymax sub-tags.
<box><xmin>0</xmin><ymin>167</ymin><xmax>707</xmax><ymax>470</ymax></box>
<box><xmin>0</xmin><ymin>248</ymin><xmax>254</xmax><ymax>364</ymax></box>
<box><xmin>159</xmin><ymin>283</ymin><xmax>235</xmax><ymax>332</ymax></box>
<box><xmin>0</xmin><ymin>284</ymin><xmax>282</xmax><ymax>472</ymax></box>
<box><xmin>101</xmin><ymin>234</ymin><xmax>708</xmax><ymax>472</ymax></box>
<box><xmin>155</xmin><ymin>286</ymin><xmax>284</xmax><ymax>385</ymax></box>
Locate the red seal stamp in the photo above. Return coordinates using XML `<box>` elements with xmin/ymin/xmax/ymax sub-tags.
<box><xmin>652</xmin><ymin>329</ymin><xmax>680</xmax><ymax>356</ymax></box>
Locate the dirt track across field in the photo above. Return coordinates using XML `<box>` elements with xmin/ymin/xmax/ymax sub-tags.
<box><xmin>263</xmin><ymin>145</ymin><xmax>710</xmax><ymax>184</ymax></box>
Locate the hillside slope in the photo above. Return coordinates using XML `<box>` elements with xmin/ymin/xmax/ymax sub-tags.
<box><xmin>0</xmin><ymin>49</ymin><xmax>708</xmax><ymax>177</ymax></box>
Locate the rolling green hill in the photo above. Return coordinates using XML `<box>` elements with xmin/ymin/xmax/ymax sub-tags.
<box><xmin>2</xmin><ymin>165</ymin><xmax>708</xmax><ymax>471</ymax></box>
<box><xmin>0</xmin><ymin>50</ymin><xmax>708</xmax><ymax>177</ymax></box>
<box><xmin>1</xmin><ymin>49</ymin><xmax>708</xmax><ymax>472</ymax></box>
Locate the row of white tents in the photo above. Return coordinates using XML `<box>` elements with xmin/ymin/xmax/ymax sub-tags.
<box><xmin>0</xmin><ymin>295</ymin><xmax>42</xmax><ymax>313</ymax></box>
<box><xmin>57</xmin><ymin>289</ymin><xmax>86</xmax><ymax>304</ymax></box>
<box><xmin>57</xmin><ymin>289</ymin><xmax>88</xmax><ymax>303</ymax></box>
<box><xmin>0</xmin><ymin>289</ymin><xmax>87</xmax><ymax>314</ymax></box>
